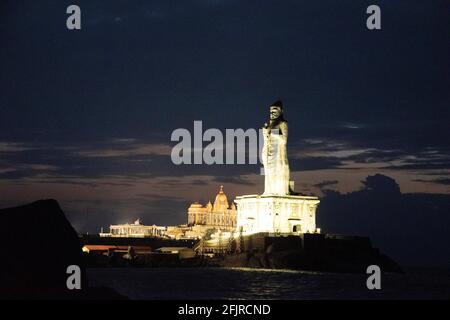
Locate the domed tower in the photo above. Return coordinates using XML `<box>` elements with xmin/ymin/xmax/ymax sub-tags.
<box><xmin>188</xmin><ymin>201</ymin><xmax>204</xmax><ymax>225</ymax></box>
<box><xmin>213</xmin><ymin>185</ymin><xmax>229</xmax><ymax>212</ymax></box>
<box><xmin>186</xmin><ymin>185</ymin><xmax>237</xmax><ymax>230</ymax></box>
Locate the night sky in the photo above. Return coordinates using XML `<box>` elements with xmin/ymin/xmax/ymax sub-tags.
<box><xmin>1</xmin><ymin>1</ymin><xmax>449</xmax><ymax>266</ymax></box>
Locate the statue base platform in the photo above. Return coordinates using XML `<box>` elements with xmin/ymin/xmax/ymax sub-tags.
<box><xmin>234</xmin><ymin>194</ymin><xmax>320</xmax><ymax>235</ymax></box>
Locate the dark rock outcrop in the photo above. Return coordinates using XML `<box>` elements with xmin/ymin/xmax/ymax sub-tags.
<box><xmin>0</xmin><ymin>199</ymin><xmax>125</xmax><ymax>299</ymax></box>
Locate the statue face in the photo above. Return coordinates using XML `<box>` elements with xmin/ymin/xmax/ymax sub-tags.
<box><xmin>269</xmin><ymin>106</ymin><xmax>282</xmax><ymax>120</ymax></box>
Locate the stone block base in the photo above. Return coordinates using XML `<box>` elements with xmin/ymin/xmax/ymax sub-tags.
<box><xmin>235</xmin><ymin>194</ymin><xmax>320</xmax><ymax>235</ymax></box>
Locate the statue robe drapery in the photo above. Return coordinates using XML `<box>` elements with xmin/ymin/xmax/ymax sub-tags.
<box><xmin>262</xmin><ymin>121</ymin><xmax>290</xmax><ymax>195</ymax></box>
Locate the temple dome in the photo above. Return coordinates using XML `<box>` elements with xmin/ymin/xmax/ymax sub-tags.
<box><xmin>213</xmin><ymin>186</ymin><xmax>229</xmax><ymax>211</ymax></box>
<box><xmin>189</xmin><ymin>202</ymin><xmax>203</xmax><ymax>208</ymax></box>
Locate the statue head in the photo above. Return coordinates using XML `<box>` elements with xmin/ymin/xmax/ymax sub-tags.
<box><xmin>270</xmin><ymin>106</ymin><xmax>282</xmax><ymax>121</ymax></box>
<box><xmin>268</xmin><ymin>100</ymin><xmax>285</xmax><ymax>125</ymax></box>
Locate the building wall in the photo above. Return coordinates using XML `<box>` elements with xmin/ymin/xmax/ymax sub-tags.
<box><xmin>235</xmin><ymin>195</ymin><xmax>320</xmax><ymax>235</ymax></box>
<box><xmin>187</xmin><ymin>186</ymin><xmax>237</xmax><ymax>231</ymax></box>
<box><xmin>188</xmin><ymin>207</ymin><xmax>237</xmax><ymax>229</ymax></box>
<box><xmin>107</xmin><ymin>224</ymin><xmax>166</xmax><ymax>237</ymax></box>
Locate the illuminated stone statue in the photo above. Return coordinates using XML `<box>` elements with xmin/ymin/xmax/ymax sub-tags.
<box><xmin>234</xmin><ymin>100</ymin><xmax>320</xmax><ymax>236</ymax></box>
<box><xmin>262</xmin><ymin>100</ymin><xmax>290</xmax><ymax>195</ymax></box>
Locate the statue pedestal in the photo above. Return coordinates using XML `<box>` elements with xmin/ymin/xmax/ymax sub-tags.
<box><xmin>235</xmin><ymin>194</ymin><xmax>320</xmax><ymax>235</ymax></box>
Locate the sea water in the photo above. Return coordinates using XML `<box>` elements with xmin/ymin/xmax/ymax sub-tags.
<box><xmin>87</xmin><ymin>267</ymin><xmax>450</xmax><ymax>300</ymax></box>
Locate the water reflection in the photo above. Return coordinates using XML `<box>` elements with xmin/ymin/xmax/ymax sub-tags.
<box><xmin>87</xmin><ymin>267</ymin><xmax>450</xmax><ymax>300</ymax></box>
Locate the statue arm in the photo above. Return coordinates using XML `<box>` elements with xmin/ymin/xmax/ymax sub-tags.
<box><xmin>261</xmin><ymin>127</ymin><xmax>268</xmax><ymax>166</ymax></box>
<box><xmin>279</xmin><ymin>122</ymin><xmax>288</xmax><ymax>143</ymax></box>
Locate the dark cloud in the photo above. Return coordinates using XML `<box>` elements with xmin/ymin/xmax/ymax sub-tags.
<box><xmin>291</xmin><ymin>157</ymin><xmax>344</xmax><ymax>171</ymax></box>
<box><xmin>136</xmin><ymin>193</ymin><xmax>183</xmax><ymax>201</ymax></box>
<box><xmin>212</xmin><ymin>175</ymin><xmax>255</xmax><ymax>186</ymax></box>
<box><xmin>383</xmin><ymin>161</ymin><xmax>450</xmax><ymax>171</ymax></box>
<box><xmin>313</xmin><ymin>180</ymin><xmax>339</xmax><ymax>189</ymax></box>
<box><xmin>413</xmin><ymin>178</ymin><xmax>450</xmax><ymax>186</ymax></box>
<box><xmin>318</xmin><ymin>175</ymin><xmax>450</xmax><ymax>266</ymax></box>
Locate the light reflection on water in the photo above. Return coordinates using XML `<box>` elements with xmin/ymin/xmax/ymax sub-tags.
<box><xmin>87</xmin><ymin>267</ymin><xmax>450</xmax><ymax>300</ymax></box>
<box><xmin>225</xmin><ymin>267</ymin><xmax>307</xmax><ymax>274</ymax></box>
